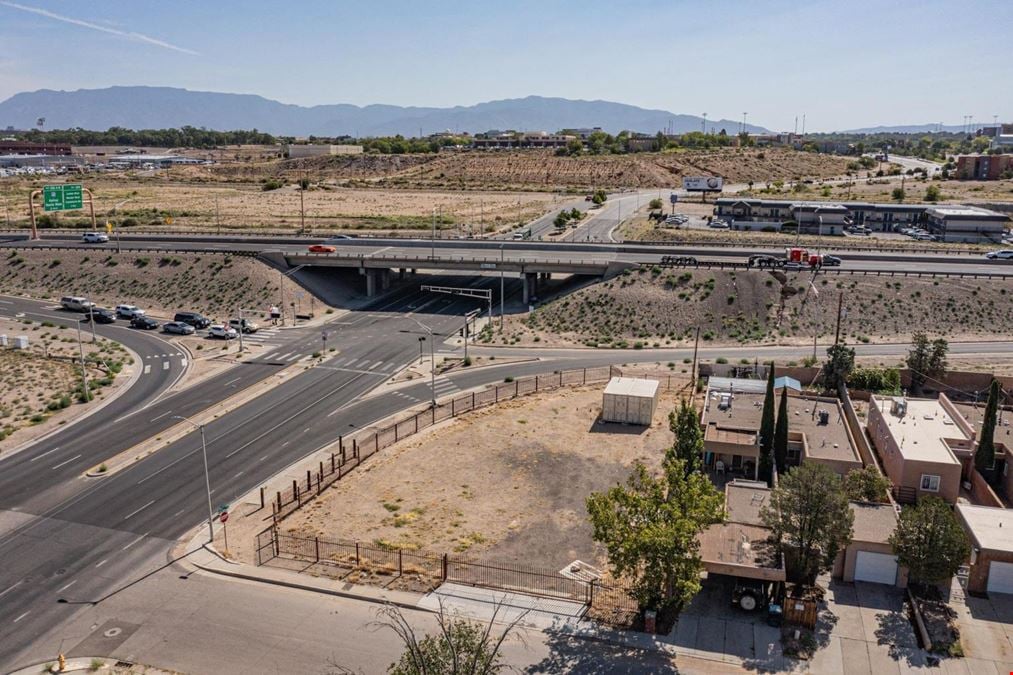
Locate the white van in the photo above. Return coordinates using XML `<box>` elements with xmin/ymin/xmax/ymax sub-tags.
<box><xmin>61</xmin><ymin>296</ymin><xmax>95</xmax><ymax>312</ymax></box>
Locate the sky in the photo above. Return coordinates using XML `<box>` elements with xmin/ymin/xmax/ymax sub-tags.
<box><xmin>0</xmin><ymin>0</ymin><xmax>1010</xmax><ymax>132</ymax></box>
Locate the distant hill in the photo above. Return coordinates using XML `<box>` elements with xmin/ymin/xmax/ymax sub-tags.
<box><xmin>0</xmin><ymin>86</ymin><xmax>767</xmax><ymax>137</ymax></box>
<box><xmin>839</xmin><ymin>123</ymin><xmax>967</xmax><ymax>134</ymax></box>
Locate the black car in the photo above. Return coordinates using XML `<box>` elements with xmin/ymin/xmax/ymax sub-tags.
<box><xmin>821</xmin><ymin>255</ymin><xmax>842</xmax><ymax>266</ymax></box>
<box><xmin>80</xmin><ymin>308</ymin><xmax>116</xmax><ymax>324</ymax></box>
<box><xmin>174</xmin><ymin>311</ymin><xmax>211</xmax><ymax>329</ymax></box>
<box><xmin>131</xmin><ymin>316</ymin><xmax>160</xmax><ymax>330</ymax></box>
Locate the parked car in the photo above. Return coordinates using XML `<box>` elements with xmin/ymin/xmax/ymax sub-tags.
<box><xmin>115</xmin><ymin>304</ymin><xmax>145</xmax><ymax>319</ymax></box>
<box><xmin>130</xmin><ymin>316</ymin><xmax>159</xmax><ymax>330</ymax></box>
<box><xmin>229</xmin><ymin>318</ymin><xmax>259</xmax><ymax>333</ymax></box>
<box><xmin>81</xmin><ymin>232</ymin><xmax>109</xmax><ymax>243</ymax></box>
<box><xmin>60</xmin><ymin>296</ymin><xmax>95</xmax><ymax>312</ymax></box>
<box><xmin>174</xmin><ymin>311</ymin><xmax>211</xmax><ymax>329</ymax></box>
<box><xmin>986</xmin><ymin>249</ymin><xmax>1013</xmax><ymax>260</ymax></box>
<box><xmin>162</xmin><ymin>321</ymin><xmax>196</xmax><ymax>335</ymax></box>
<box><xmin>80</xmin><ymin>308</ymin><xmax>116</xmax><ymax>323</ymax></box>
<box><xmin>208</xmin><ymin>324</ymin><xmax>238</xmax><ymax>339</ymax></box>
<box><xmin>307</xmin><ymin>244</ymin><xmax>337</xmax><ymax>253</ymax></box>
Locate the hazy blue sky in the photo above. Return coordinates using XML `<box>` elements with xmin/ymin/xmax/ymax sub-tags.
<box><xmin>0</xmin><ymin>0</ymin><xmax>1009</xmax><ymax>131</ymax></box>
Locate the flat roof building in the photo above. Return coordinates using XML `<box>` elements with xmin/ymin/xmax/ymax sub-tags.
<box><xmin>867</xmin><ymin>395</ymin><xmax>972</xmax><ymax>503</ymax></box>
<box><xmin>834</xmin><ymin>502</ymin><xmax>907</xmax><ymax>587</ymax></box>
<box><xmin>956</xmin><ymin>504</ymin><xmax>1013</xmax><ymax>595</ymax></box>
<box><xmin>698</xmin><ymin>480</ymin><xmax>784</xmax><ymax>582</ymax></box>
<box><xmin>284</xmin><ymin>144</ymin><xmax>364</xmax><ymax>158</ymax></box>
<box><xmin>925</xmin><ymin>205</ymin><xmax>1008</xmax><ymax>243</ymax></box>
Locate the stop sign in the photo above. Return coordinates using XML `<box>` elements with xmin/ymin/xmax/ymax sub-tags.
<box><xmin>219</xmin><ymin>511</ymin><xmax>229</xmax><ymax>523</ymax></box>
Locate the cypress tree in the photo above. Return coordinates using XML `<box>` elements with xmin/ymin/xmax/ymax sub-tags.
<box><xmin>976</xmin><ymin>379</ymin><xmax>1001</xmax><ymax>474</ymax></box>
<box><xmin>758</xmin><ymin>365</ymin><xmax>776</xmax><ymax>485</ymax></box>
<box><xmin>774</xmin><ymin>386</ymin><xmax>789</xmax><ymax>473</ymax></box>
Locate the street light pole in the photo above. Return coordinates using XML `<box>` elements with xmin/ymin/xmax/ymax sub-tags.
<box><xmin>499</xmin><ymin>245</ymin><xmax>505</xmax><ymax>332</ymax></box>
<box><xmin>75</xmin><ymin>320</ymin><xmax>91</xmax><ymax>403</ymax></box>
<box><xmin>173</xmin><ymin>416</ymin><xmax>215</xmax><ymax>544</ymax></box>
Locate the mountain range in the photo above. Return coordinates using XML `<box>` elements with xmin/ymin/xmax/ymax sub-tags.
<box><xmin>840</xmin><ymin>123</ymin><xmax>970</xmax><ymax>134</ymax></box>
<box><xmin>0</xmin><ymin>86</ymin><xmax>768</xmax><ymax>137</ymax></box>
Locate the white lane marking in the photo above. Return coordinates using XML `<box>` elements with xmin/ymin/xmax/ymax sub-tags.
<box><xmin>123</xmin><ymin>499</ymin><xmax>156</xmax><ymax>521</ymax></box>
<box><xmin>122</xmin><ymin>532</ymin><xmax>149</xmax><ymax>550</ymax></box>
<box><xmin>224</xmin><ymin>377</ymin><xmax>241</xmax><ymax>387</ymax></box>
<box><xmin>149</xmin><ymin>410</ymin><xmax>172</xmax><ymax>423</ymax></box>
<box><xmin>56</xmin><ymin>580</ymin><xmax>76</xmax><ymax>593</ymax></box>
<box><xmin>234</xmin><ymin>471</ymin><xmax>244</xmax><ymax>478</ymax></box>
<box><xmin>281</xmin><ymin>441</ymin><xmax>290</xmax><ymax>447</ymax></box>
<box><xmin>13</xmin><ymin>611</ymin><xmax>29</xmax><ymax>623</ymax></box>
<box><xmin>143</xmin><ymin>364</ymin><xmax>151</xmax><ymax>375</ymax></box>
<box><xmin>29</xmin><ymin>446</ymin><xmax>60</xmax><ymax>462</ymax></box>
<box><xmin>259</xmin><ymin>455</ymin><xmax>268</xmax><ymax>462</ymax></box>
<box><xmin>51</xmin><ymin>454</ymin><xmax>82</xmax><ymax>470</ymax></box>
<box><xmin>286</xmin><ymin>354</ymin><xmax>300</xmax><ymax>362</ymax></box>
<box><xmin>95</xmin><ymin>559</ymin><xmax>107</xmax><ymax>568</ymax></box>
<box><xmin>0</xmin><ymin>581</ymin><xmax>22</xmax><ymax>598</ymax></box>
<box><xmin>275</xmin><ymin>352</ymin><xmax>292</xmax><ymax>361</ymax></box>
<box><xmin>0</xmin><ymin>300</ymin><xmax>10</xmax><ymax>304</ymax></box>
<box><xmin>173</xmin><ymin>508</ymin><xmax>186</xmax><ymax>517</ymax></box>
<box><xmin>162</xmin><ymin>361</ymin><xmax>169</xmax><ymax>370</ymax></box>
<box><xmin>370</xmin><ymin>361</ymin><xmax>383</xmax><ymax>370</ymax></box>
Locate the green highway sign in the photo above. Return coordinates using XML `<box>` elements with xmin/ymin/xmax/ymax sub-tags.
<box><xmin>42</xmin><ymin>184</ymin><xmax>84</xmax><ymax>212</ymax></box>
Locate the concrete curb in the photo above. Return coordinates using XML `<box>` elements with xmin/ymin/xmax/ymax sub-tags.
<box><xmin>7</xmin><ymin>656</ymin><xmax>114</xmax><ymax>675</ymax></box>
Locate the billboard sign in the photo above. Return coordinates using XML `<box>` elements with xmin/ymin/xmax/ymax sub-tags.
<box><xmin>682</xmin><ymin>176</ymin><xmax>724</xmax><ymax>192</ymax></box>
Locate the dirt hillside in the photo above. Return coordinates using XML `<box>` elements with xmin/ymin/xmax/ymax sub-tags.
<box><xmin>209</xmin><ymin>148</ymin><xmax>853</xmax><ymax>191</ymax></box>
<box><xmin>0</xmin><ymin>249</ymin><xmax>313</xmax><ymax>320</ymax></box>
<box><xmin>493</xmin><ymin>269</ymin><xmax>1013</xmax><ymax>348</ymax></box>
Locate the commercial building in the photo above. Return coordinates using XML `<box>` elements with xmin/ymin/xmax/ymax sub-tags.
<box><xmin>833</xmin><ymin>502</ymin><xmax>907</xmax><ymax>588</ymax></box>
<box><xmin>713</xmin><ymin>197</ymin><xmax>1009</xmax><ymax>241</ymax></box>
<box><xmin>955</xmin><ymin>504</ymin><xmax>1013</xmax><ymax>596</ymax></box>
<box><xmin>956</xmin><ymin>154</ymin><xmax>1013</xmax><ymax>181</ymax></box>
<box><xmin>284</xmin><ymin>144</ymin><xmax>364</xmax><ymax>158</ymax></box>
<box><xmin>867</xmin><ymin>395</ymin><xmax>972</xmax><ymax>504</ymax></box>
<box><xmin>0</xmin><ymin>140</ymin><xmax>71</xmax><ymax>156</ymax></box>
<box><xmin>700</xmin><ymin>381</ymin><xmax>863</xmax><ymax>479</ymax></box>
<box><xmin>991</xmin><ymin>135</ymin><xmax>1013</xmax><ymax>151</ymax></box>
<box><xmin>472</xmin><ymin>132</ymin><xmax>575</xmax><ymax>149</ymax></box>
<box><xmin>924</xmin><ymin>205</ymin><xmax>1009</xmax><ymax>243</ymax></box>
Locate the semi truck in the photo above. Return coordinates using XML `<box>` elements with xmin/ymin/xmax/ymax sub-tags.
<box><xmin>748</xmin><ymin>247</ymin><xmax>841</xmax><ymax>269</ymax></box>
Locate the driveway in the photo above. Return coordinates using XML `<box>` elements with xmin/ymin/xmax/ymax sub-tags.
<box><xmin>810</xmin><ymin>580</ymin><xmax>929</xmax><ymax>674</ymax></box>
<box><xmin>947</xmin><ymin>579</ymin><xmax>1013</xmax><ymax>673</ymax></box>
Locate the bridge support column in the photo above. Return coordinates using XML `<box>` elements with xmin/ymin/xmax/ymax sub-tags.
<box><xmin>398</xmin><ymin>268</ymin><xmax>406</xmax><ymax>280</ymax></box>
<box><xmin>365</xmin><ymin>269</ymin><xmax>379</xmax><ymax>297</ymax></box>
<box><xmin>522</xmin><ymin>272</ymin><xmax>537</xmax><ymax>305</ymax></box>
<box><xmin>381</xmin><ymin>269</ymin><xmax>392</xmax><ymax>290</ymax></box>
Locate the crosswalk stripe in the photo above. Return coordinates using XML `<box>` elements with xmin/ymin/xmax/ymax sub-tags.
<box><xmin>370</xmin><ymin>361</ymin><xmax>383</xmax><ymax>370</ymax></box>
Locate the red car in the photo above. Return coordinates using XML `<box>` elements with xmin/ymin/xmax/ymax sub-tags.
<box><xmin>307</xmin><ymin>244</ymin><xmax>337</xmax><ymax>253</ymax></box>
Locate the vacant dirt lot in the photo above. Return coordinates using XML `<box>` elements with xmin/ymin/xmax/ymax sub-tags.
<box><xmin>740</xmin><ymin>175</ymin><xmax>1013</xmax><ymax>206</ymax></box>
<box><xmin>281</xmin><ymin>385</ymin><xmax>687</xmax><ymax>570</ymax></box>
<box><xmin>0</xmin><ymin>316</ymin><xmax>129</xmax><ymax>450</ymax></box>
<box><xmin>1</xmin><ymin>180</ymin><xmax>555</xmax><ymax>233</ymax></box>
<box><xmin>0</xmin><ymin>249</ymin><xmax>312</xmax><ymax>319</ymax></box>
<box><xmin>492</xmin><ymin>268</ymin><xmax>1013</xmax><ymax>348</ymax></box>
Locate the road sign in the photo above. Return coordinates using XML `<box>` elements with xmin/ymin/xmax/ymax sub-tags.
<box><xmin>217</xmin><ymin>503</ymin><xmax>229</xmax><ymax>513</ymax></box>
<box><xmin>42</xmin><ymin>184</ymin><xmax>84</xmax><ymax>212</ymax></box>
<box><xmin>670</xmin><ymin>194</ymin><xmax>679</xmax><ymax>204</ymax></box>
<box><xmin>219</xmin><ymin>511</ymin><xmax>229</xmax><ymax>523</ymax></box>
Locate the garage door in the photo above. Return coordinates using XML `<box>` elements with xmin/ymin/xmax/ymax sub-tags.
<box><xmin>987</xmin><ymin>561</ymin><xmax>1013</xmax><ymax>595</ymax></box>
<box><xmin>854</xmin><ymin>551</ymin><xmax>898</xmax><ymax>585</ymax></box>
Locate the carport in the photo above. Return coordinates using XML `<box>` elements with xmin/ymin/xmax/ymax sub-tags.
<box><xmin>698</xmin><ymin>480</ymin><xmax>786</xmax><ymax>583</ymax></box>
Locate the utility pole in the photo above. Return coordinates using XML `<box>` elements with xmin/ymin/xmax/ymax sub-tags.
<box><xmin>174</xmin><ymin>416</ymin><xmax>215</xmax><ymax>544</ymax></box>
<box><xmin>499</xmin><ymin>246</ymin><xmax>505</xmax><ymax>332</ymax></box>
<box><xmin>691</xmin><ymin>326</ymin><xmax>701</xmax><ymax>386</ymax></box>
<box><xmin>299</xmin><ymin>186</ymin><xmax>305</xmax><ymax>235</ymax></box>
<box><xmin>431</xmin><ymin>207</ymin><xmax>436</xmax><ymax>260</ymax></box>
<box><xmin>215</xmin><ymin>193</ymin><xmax>221</xmax><ymax>235</ymax></box>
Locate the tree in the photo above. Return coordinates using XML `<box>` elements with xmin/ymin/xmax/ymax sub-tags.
<box><xmin>843</xmin><ymin>466</ymin><xmax>891</xmax><ymax>503</ymax></box>
<box><xmin>976</xmin><ymin>378</ymin><xmax>1001</xmax><ymax>474</ymax></box>
<box><xmin>761</xmin><ymin>462</ymin><xmax>854</xmax><ymax>584</ymax></box>
<box><xmin>591</xmin><ymin>189</ymin><xmax>607</xmax><ymax>205</ymax></box>
<box><xmin>586</xmin><ymin>456</ymin><xmax>723</xmax><ymax>612</ymax></box>
<box><xmin>890</xmin><ymin>497</ymin><xmax>970</xmax><ymax>586</ymax></box>
<box><xmin>298</xmin><ymin>177</ymin><xmax>311</xmax><ymax>190</ymax></box>
<box><xmin>553</xmin><ymin>210</ymin><xmax>570</xmax><ymax>230</ymax></box>
<box><xmin>565</xmin><ymin>137</ymin><xmax>583</xmax><ymax>156</ymax></box>
<box><xmin>373</xmin><ymin>602</ymin><xmax>521</xmax><ymax>675</ymax></box>
<box><xmin>847</xmin><ymin>367</ymin><xmax>901</xmax><ymax>394</ymax></box>
<box><xmin>924</xmin><ymin>184</ymin><xmax>942</xmax><ymax>202</ymax></box>
<box><xmin>891</xmin><ymin>187</ymin><xmax>906</xmax><ymax>202</ymax></box>
<box><xmin>773</xmin><ymin>386</ymin><xmax>789</xmax><ymax>473</ymax></box>
<box><xmin>906</xmin><ymin>333</ymin><xmax>948</xmax><ymax>394</ymax></box>
<box><xmin>758</xmin><ymin>365</ymin><xmax>776</xmax><ymax>485</ymax></box>
<box><xmin>668</xmin><ymin>399</ymin><xmax>703</xmax><ymax>475</ymax></box>
<box><xmin>823</xmin><ymin>342</ymin><xmax>855</xmax><ymax>393</ymax></box>
<box><xmin>569</xmin><ymin>207</ymin><xmax>581</xmax><ymax>220</ymax></box>
<box><xmin>649</xmin><ymin>198</ymin><xmax>663</xmax><ymax>210</ymax></box>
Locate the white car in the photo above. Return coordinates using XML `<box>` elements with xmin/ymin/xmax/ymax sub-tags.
<box><xmin>115</xmin><ymin>304</ymin><xmax>145</xmax><ymax>319</ymax></box>
<box><xmin>985</xmin><ymin>250</ymin><xmax>1013</xmax><ymax>260</ymax></box>
<box><xmin>81</xmin><ymin>232</ymin><xmax>109</xmax><ymax>243</ymax></box>
<box><xmin>229</xmin><ymin>318</ymin><xmax>259</xmax><ymax>334</ymax></box>
<box><xmin>208</xmin><ymin>324</ymin><xmax>238</xmax><ymax>339</ymax></box>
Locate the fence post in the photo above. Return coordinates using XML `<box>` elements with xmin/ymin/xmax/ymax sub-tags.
<box><xmin>319</xmin><ymin>461</ymin><xmax>324</xmax><ymax>480</ymax></box>
<box><xmin>295</xmin><ymin>484</ymin><xmax>301</xmax><ymax>505</ymax></box>
<box><xmin>495</xmin><ymin>386</ymin><xmax>499</xmax><ymax>403</ymax></box>
<box><xmin>442</xmin><ymin>553</ymin><xmax>448</xmax><ymax>581</ymax></box>
<box><xmin>277</xmin><ymin>491</ymin><xmax>282</xmax><ymax>511</ymax></box>
<box><xmin>415</xmin><ymin>413</ymin><xmax>419</xmax><ymax>433</ymax></box>
<box><xmin>588</xmin><ymin>580</ymin><xmax>594</xmax><ymax>607</ymax></box>
<box><xmin>339</xmin><ymin>435</ymin><xmax>343</xmax><ymax>456</ymax></box>
<box><xmin>515</xmin><ymin>380</ymin><xmax>519</xmax><ymax>397</ymax></box>
<box><xmin>291</xmin><ymin>480</ymin><xmax>297</xmax><ymax>497</ymax></box>
<box><xmin>272</xmin><ymin>528</ymin><xmax>279</xmax><ymax>557</ymax></box>
<box><xmin>355</xmin><ymin>542</ymin><xmax>360</xmax><ymax>566</ymax></box>
<box><xmin>398</xmin><ymin>549</ymin><xmax>403</xmax><ymax>576</ymax></box>
<box><xmin>452</xmin><ymin>398</ymin><xmax>455</xmax><ymax>416</ymax></box>
<box><xmin>472</xmin><ymin>392</ymin><xmax>475</xmax><ymax>410</ymax></box>
<box><xmin>315</xmin><ymin>537</ymin><xmax>320</xmax><ymax>562</ymax></box>
<box><xmin>353</xmin><ymin>438</ymin><xmax>358</xmax><ymax>459</ymax></box>
<box><xmin>535</xmin><ymin>376</ymin><xmax>539</xmax><ymax>392</ymax></box>
<box><xmin>330</xmin><ymin>453</ymin><xmax>335</xmax><ymax>473</ymax></box>
<box><xmin>259</xmin><ymin>486</ymin><xmax>265</xmax><ymax>509</ymax></box>
<box><xmin>560</xmin><ymin>371</ymin><xmax>563</xmax><ymax>387</ymax></box>
<box><xmin>395</xmin><ymin>423</ymin><xmax>399</xmax><ymax>441</ymax></box>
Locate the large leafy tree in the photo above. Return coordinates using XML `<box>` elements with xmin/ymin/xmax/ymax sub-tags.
<box><xmin>843</xmin><ymin>466</ymin><xmax>892</xmax><ymax>503</ymax></box>
<box><xmin>906</xmin><ymin>333</ymin><xmax>948</xmax><ymax>395</ymax></box>
<box><xmin>668</xmin><ymin>399</ymin><xmax>703</xmax><ymax>475</ymax></box>
<box><xmin>761</xmin><ymin>462</ymin><xmax>854</xmax><ymax>584</ymax></box>
<box><xmin>890</xmin><ymin>497</ymin><xmax>970</xmax><ymax>586</ymax></box>
<box><xmin>773</xmin><ymin>386</ymin><xmax>789</xmax><ymax>473</ymax></box>
<box><xmin>823</xmin><ymin>342</ymin><xmax>855</xmax><ymax>393</ymax></box>
<box><xmin>976</xmin><ymin>379</ymin><xmax>1001</xmax><ymax>474</ymax></box>
<box><xmin>586</xmin><ymin>455</ymin><xmax>724</xmax><ymax>612</ymax></box>
<box><xmin>758</xmin><ymin>366</ymin><xmax>776</xmax><ymax>485</ymax></box>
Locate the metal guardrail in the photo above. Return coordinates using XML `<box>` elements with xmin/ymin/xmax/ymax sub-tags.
<box><xmin>631</xmin><ymin>238</ymin><xmax>988</xmax><ymax>255</ymax></box>
<box><xmin>0</xmin><ymin>243</ymin><xmax>257</xmax><ymax>256</ymax></box>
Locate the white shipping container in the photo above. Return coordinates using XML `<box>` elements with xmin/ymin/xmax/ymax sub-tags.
<box><xmin>601</xmin><ymin>377</ymin><xmax>660</xmax><ymax>426</ymax></box>
<box><xmin>13</xmin><ymin>335</ymin><xmax>29</xmax><ymax>349</ymax></box>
